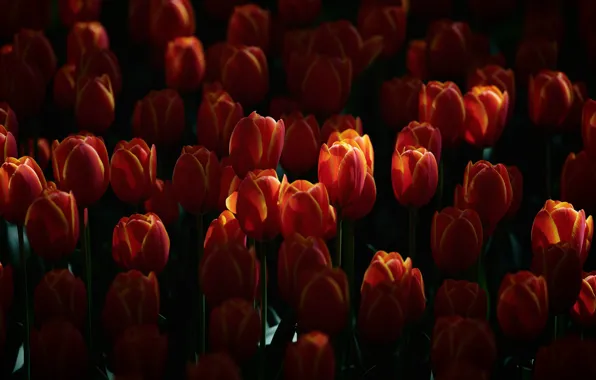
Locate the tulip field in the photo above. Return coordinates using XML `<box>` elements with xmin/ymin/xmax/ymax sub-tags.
<box><xmin>0</xmin><ymin>0</ymin><xmax>596</xmax><ymax>379</ymax></box>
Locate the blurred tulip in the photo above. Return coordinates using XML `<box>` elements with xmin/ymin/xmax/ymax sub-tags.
<box><xmin>434</xmin><ymin>279</ymin><xmax>487</xmax><ymax>320</ymax></box>
<box><xmin>200</xmin><ymin>244</ymin><xmax>260</xmax><ymax>307</ymax></box>
<box><xmin>172</xmin><ymin>145</ymin><xmax>220</xmax><ymax>215</ymax></box>
<box><xmin>534</xmin><ymin>335</ymin><xmax>596</xmax><ymax>379</ymax></box>
<box><xmin>66</xmin><ymin>21</ymin><xmax>109</xmax><ymax>65</ymax></box>
<box><xmin>582</xmin><ymin>99</ymin><xmax>596</xmax><ymax>159</ymax></box>
<box><xmin>0</xmin><ymin>263</ymin><xmax>13</xmax><ymax>312</ymax></box>
<box><xmin>278</xmin><ymin>234</ymin><xmax>331</xmax><ymax>307</ymax></box>
<box><xmin>186</xmin><ymin>352</ymin><xmax>242</xmax><ymax>380</ymax></box>
<box><xmin>144</xmin><ymin>179</ymin><xmax>180</xmax><ymax>225</ymax></box>
<box><xmin>563</xmin><ymin>82</ymin><xmax>587</xmax><ymax>131</ymax></box>
<box><xmin>531</xmin><ymin>200</ymin><xmax>593</xmax><ymax>265</ymax></box>
<box><xmin>204</xmin><ymin>210</ymin><xmax>246</xmax><ymax>257</ymax></box>
<box><xmin>359</xmin><ymin>279</ymin><xmax>406</xmax><ymax>343</ymax></box>
<box><xmin>13</xmin><ymin>29</ymin><xmax>56</xmax><ymax>84</ymax></box>
<box><xmin>77</xmin><ymin>48</ymin><xmax>122</xmax><ymax>95</ymax></box>
<box><xmin>53</xmin><ymin>64</ymin><xmax>77</xmax><ymax>109</ymax></box>
<box><xmin>0</xmin><ymin>0</ymin><xmax>51</xmax><ymax>38</ymax></box>
<box><xmin>419</xmin><ymin>81</ymin><xmax>465</xmax><ymax>146</ymax></box>
<box><xmin>112</xmin><ymin>324</ymin><xmax>168</xmax><ymax>380</ymax></box>
<box><xmin>327</xmin><ymin>129</ymin><xmax>374</xmax><ymax>173</ymax></box>
<box><xmin>229</xmin><ymin>112</ymin><xmax>285</xmax><ymax>179</ymax></box>
<box><xmin>280</xmin><ymin>112</ymin><xmax>320</xmax><ymax>175</ymax></box>
<box><xmin>320</xmin><ymin>115</ymin><xmax>363</xmax><ymax>143</ymax></box>
<box><xmin>0</xmin><ymin>102</ymin><xmax>18</xmax><ymax>137</ymax></box>
<box><xmin>132</xmin><ymin>89</ymin><xmax>185</xmax><ymax>147</ymax></box>
<box><xmin>454</xmin><ymin>160</ymin><xmax>513</xmax><ymax>236</ymax></box>
<box><xmin>0</xmin><ymin>46</ymin><xmax>45</xmax><ymax>118</ymax></box>
<box><xmin>227</xmin><ymin>4</ymin><xmax>271</xmax><ymax>53</ymax></box>
<box><xmin>531</xmin><ymin>242</ymin><xmax>582</xmax><ymax>314</ymax></box>
<box><xmin>0</xmin><ymin>156</ymin><xmax>46</xmax><ymax>224</ymax></box>
<box><xmin>497</xmin><ymin>271</ymin><xmax>548</xmax><ymax>340</ymax></box>
<box><xmin>358</xmin><ymin>5</ymin><xmax>407</xmax><ymax>58</ymax></box>
<box><xmin>395</xmin><ymin>121</ymin><xmax>442</xmax><ymax>162</ymax></box>
<box><xmin>31</xmin><ymin>320</ymin><xmax>88</xmax><ymax>380</ymax></box>
<box><xmin>209</xmin><ymin>298</ymin><xmax>260</xmax><ymax>362</ymax></box>
<box><xmin>0</xmin><ymin>125</ymin><xmax>16</xmax><ymax>163</ymax></box>
<box><xmin>505</xmin><ymin>166</ymin><xmax>523</xmax><ymax>219</ymax></box>
<box><xmin>515</xmin><ymin>37</ymin><xmax>557</xmax><ymax>87</ymax></box>
<box><xmin>406</xmin><ymin>39</ymin><xmax>429</xmax><ymax>80</ymax></box>
<box><xmin>52</xmin><ymin>133</ymin><xmax>110</xmax><ymax>207</ymax></box>
<box><xmin>113</xmin><ymin>213</ymin><xmax>170</xmax><ymax>274</ymax></box>
<box><xmin>75</xmin><ymin>74</ymin><xmax>115</xmax><ymax>134</ymax></box>
<box><xmin>59</xmin><ymin>0</ymin><xmax>102</xmax><ymax>27</ymax></box>
<box><xmin>278</xmin><ymin>0</ymin><xmax>321</xmax><ymax>27</ymax></box>
<box><xmin>196</xmin><ymin>89</ymin><xmax>243</xmax><ymax>157</ymax></box>
<box><xmin>218</xmin><ymin>44</ymin><xmax>269</xmax><ymax>107</ymax></box>
<box><xmin>431</xmin><ymin>316</ymin><xmax>496</xmax><ymax>374</ymax></box>
<box><xmin>284</xmin><ymin>331</ymin><xmax>335</xmax><ymax>380</ymax></box>
<box><xmin>33</xmin><ymin>269</ymin><xmax>86</xmax><ymax>329</ymax></box>
<box><xmin>102</xmin><ymin>270</ymin><xmax>160</xmax><ymax>341</ymax></box>
<box><xmin>426</xmin><ymin>20</ymin><xmax>472</xmax><ymax>78</ymax></box>
<box><xmin>298</xmin><ymin>267</ymin><xmax>349</xmax><ymax>335</ymax></box>
<box><xmin>149</xmin><ymin>0</ymin><xmax>196</xmax><ymax>50</ymax></box>
<box><xmin>380</xmin><ymin>76</ymin><xmax>422</xmax><ymax>130</ymax></box>
<box><xmin>463</xmin><ymin>86</ymin><xmax>509</xmax><ymax>147</ymax></box>
<box><xmin>362</xmin><ymin>251</ymin><xmax>426</xmax><ymax>321</ymax></box>
<box><xmin>572</xmin><ymin>273</ymin><xmax>596</xmax><ymax>327</ymax></box>
<box><xmin>561</xmin><ymin>151</ymin><xmax>596</xmax><ymax>216</ymax></box>
<box><xmin>218</xmin><ymin>159</ymin><xmax>241</xmax><ymax>211</ymax></box>
<box><xmin>431</xmin><ymin>207</ymin><xmax>483</xmax><ymax>275</ymax></box>
<box><xmin>25</xmin><ymin>187</ymin><xmax>79</xmax><ymax>261</ymax></box>
<box><xmin>391</xmin><ymin>147</ymin><xmax>438</xmax><ymax>207</ymax></box>
<box><xmin>467</xmin><ymin>64</ymin><xmax>515</xmax><ymax>122</ymax></box>
<box><xmin>110</xmin><ymin>139</ymin><xmax>156</xmax><ymax>204</ymax></box>
<box><xmin>529</xmin><ymin>70</ymin><xmax>573</xmax><ymax>129</ymax></box>
<box><xmin>165</xmin><ymin>36</ymin><xmax>206</xmax><ymax>92</ymax></box>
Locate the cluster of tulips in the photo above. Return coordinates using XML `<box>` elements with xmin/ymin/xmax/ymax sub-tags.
<box><xmin>0</xmin><ymin>0</ymin><xmax>595</xmax><ymax>379</ymax></box>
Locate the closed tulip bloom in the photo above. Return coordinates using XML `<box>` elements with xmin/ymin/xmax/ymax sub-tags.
<box><xmin>531</xmin><ymin>200</ymin><xmax>593</xmax><ymax>265</ymax></box>
<box><xmin>66</xmin><ymin>21</ymin><xmax>109</xmax><ymax>65</ymax></box>
<box><xmin>13</xmin><ymin>29</ymin><xmax>57</xmax><ymax>84</ymax></box>
<box><xmin>0</xmin><ymin>156</ymin><xmax>47</xmax><ymax>224</ymax></box>
<box><xmin>229</xmin><ymin>112</ymin><xmax>285</xmax><ymax>179</ymax></box>
<box><xmin>284</xmin><ymin>331</ymin><xmax>335</xmax><ymax>380</ymax></box>
<box><xmin>571</xmin><ymin>273</ymin><xmax>596</xmax><ymax>327</ymax></box>
<box><xmin>218</xmin><ymin>159</ymin><xmax>241</xmax><ymax>211</ymax></box>
<box><xmin>359</xmin><ymin>280</ymin><xmax>407</xmax><ymax>344</ymax></box>
<box><xmin>463</xmin><ymin>85</ymin><xmax>509</xmax><ymax>147</ymax></box>
<box><xmin>531</xmin><ymin>242</ymin><xmax>582</xmax><ymax>314</ymax></box>
<box><xmin>358</xmin><ymin>5</ymin><xmax>407</xmax><ymax>58</ymax></box>
<box><xmin>31</xmin><ymin>320</ymin><xmax>88</xmax><ymax>380</ymax></box>
<box><xmin>165</xmin><ymin>36</ymin><xmax>206</xmax><ymax>92</ymax></box>
<box><xmin>431</xmin><ymin>316</ymin><xmax>496</xmax><ymax>374</ymax></box>
<box><xmin>196</xmin><ymin>89</ymin><xmax>243</xmax><ymax>157</ymax></box>
<box><xmin>209</xmin><ymin>298</ymin><xmax>260</xmax><ymax>362</ymax></box>
<box><xmin>219</xmin><ymin>44</ymin><xmax>269</xmax><ymax>107</ymax></box>
<box><xmin>380</xmin><ymin>76</ymin><xmax>422</xmax><ymax>130</ymax></box>
<box><xmin>227</xmin><ymin>4</ymin><xmax>271</xmax><ymax>53</ymax></box>
<box><xmin>25</xmin><ymin>187</ymin><xmax>79</xmax><ymax>261</ymax></box>
<box><xmin>431</xmin><ymin>207</ymin><xmax>483</xmax><ymax>275</ymax></box>
<box><xmin>149</xmin><ymin>0</ymin><xmax>196</xmax><ymax>50</ymax></box>
<box><xmin>77</xmin><ymin>48</ymin><xmax>122</xmax><ymax>95</ymax></box>
<box><xmin>186</xmin><ymin>352</ymin><xmax>241</xmax><ymax>380</ymax></box>
<box><xmin>53</xmin><ymin>64</ymin><xmax>77</xmax><ymax>109</ymax></box>
<box><xmin>0</xmin><ymin>47</ymin><xmax>45</xmax><ymax>118</ymax></box>
<box><xmin>280</xmin><ymin>112</ymin><xmax>320</xmax><ymax>175</ymax></box>
<box><xmin>144</xmin><ymin>179</ymin><xmax>180</xmax><ymax>225</ymax></box>
<box><xmin>52</xmin><ymin>133</ymin><xmax>110</xmax><ymax>207</ymax></box>
<box><xmin>529</xmin><ymin>70</ymin><xmax>573</xmax><ymax>128</ymax></box>
<box><xmin>327</xmin><ymin>129</ymin><xmax>374</xmax><ymax>174</ymax></box>
<box><xmin>505</xmin><ymin>165</ymin><xmax>523</xmax><ymax>219</ymax></box>
<box><xmin>0</xmin><ymin>125</ymin><xmax>16</xmax><ymax>163</ymax></box>
<box><xmin>278</xmin><ymin>0</ymin><xmax>321</xmax><ymax>27</ymax></box>
<box><xmin>204</xmin><ymin>210</ymin><xmax>246</xmax><ymax>257</ymax></box>
<box><xmin>75</xmin><ymin>74</ymin><xmax>115</xmax><ymax>134</ymax></box>
<box><xmin>561</xmin><ymin>151</ymin><xmax>596</xmax><ymax>216</ymax></box>
<box><xmin>132</xmin><ymin>89</ymin><xmax>185</xmax><ymax>147</ymax></box>
<box><xmin>419</xmin><ymin>81</ymin><xmax>466</xmax><ymax>146</ymax></box>
<box><xmin>320</xmin><ymin>114</ymin><xmax>363</xmax><ymax>143</ymax></box>
<box><xmin>395</xmin><ymin>121</ymin><xmax>442</xmax><ymax>163</ymax></box>
<box><xmin>434</xmin><ymin>280</ymin><xmax>487</xmax><ymax>320</ymax></box>
<box><xmin>426</xmin><ymin>20</ymin><xmax>472</xmax><ymax>78</ymax></box>
<box><xmin>0</xmin><ymin>263</ymin><xmax>13</xmax><ymax>312</ymax></box>
<box><xmin>59</xmin><ymin>0</ymin><xmax>102</xmax><ymax>27</ymax></box>
<box><xmin>112</xmin><ymin>325</ymin><xmax>168</xmax><ymax>380</ymax></box>
<box><xmin>454</xmin><ymin>160</ymin><xmax>513</xmax><ymax>236</ymax></box>
<box><xmin>278</xmin><ymin>234</ymin><xmax>331</xmax><ymax>307</ymax></box>
<box><xmin>298</xmin><ymin>267</ymin><xmax>349</xmax><ymax>336</ymax></box>
<box><xmin>0</xmin><ymin>102</ymin><xmax>18</xmax><ymax>137</ymax></box>
<box><xmin>33</xmin><ymin>269</ymin><xmax>86</xmax><ymax>329</ymax></box>
<box><xmin>582</xmin><ymin>99</ymin><xmax>596</xmax><ymax>159</ymax></box>
<box><xmin>392</xmin><ymin>147</ymin><xmax>438</xmax><ymax>207</ymax></box>
<box><xmin>172</xmin><ymin>145</ymin><xmax>220</xmax><ymax>215</ymax></box>
<box><xmin>467</xmin><ymin>64</ymin><xmax>515</xmax><ymax>121</ymax></box>
<box><xmin>497</xmin><ymin>271</ymin><xmax>548</xmax><ymax>341</ymax></box>
<box><xmin>102</xmin><ymin>270</ymin><xmax>160</xmax><ymax>341</ymax></box>
<box><xmin>110</xmin><ymin>138</ymin><xmax>156</xmax><ymax>204</ymax></box>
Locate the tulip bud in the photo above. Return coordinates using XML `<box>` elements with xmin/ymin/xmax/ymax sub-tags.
<box><xmin>75</xmin><ymin>74</ymin><xmax>115</xmax><ymax>134</ymax></box>
<box><xmin>66</xmin><ymin>21</ymin><xmax>109</xmax><ymax>65</ymax></box>
<box><xmin>380</xmin><ymin>76</ymin><xmax>422</xmax><ymax>130</ymax></box>
<box><xmin>529</xmin><ymin>70</ymin><xmax>573</xmax><ymax>128</ymax></box>
<box><xmin>165</xmin><ymin>36</ymin><xmax>206</xmax><ymax>92</ymax></box>
<box><xmin>132</xmin><ymin>89</ymin><xmax>185</xmax><ymax>147</ymax></box>
<box><xmin>0</xmin><ymin>125</ymin><xmax>16</xmax><ymax>163</ymax></box>
<box><xmin>220</xmin><ymin>44</ymin><xmax>269</xmax><ymax>107</ymax></box>
<box><xmin>357</xmin><ymin>5</ymin><xmax>407</xmax><ymax>58</ymax></box>
<box><xmin>144</xmin><ymin>179</ymin><xmax>180</xmax><ymax>225</ymax></box>
<box><xmin>434</xmin><ymin>280</ymin><xmax>487</xmax><ymax>320</ymax></box>
<box><xmin>112</xmin><ymin>324</ymin><xmax>168</xmax><ymax>380</ymax></box>
<box><xmin>77</xmin><ymin>48</ymin><xmax>122</xmax><ymax>95</ymax></box>
<box><xmin>320</xmin><ymin>114</ymin><xmax>363</xmax><ymax>143</ymax></box>
<box><xmin>186</xmin><ymin>352</ymin><xmax>241</xmax><ymax>380</ymax></box>
<box><xmin>280</xmin><ymin>112</ymin><xmax>320</xmax><ymax>175</ymax></box>
<box><xmin>0</xmin><ymin>156</ymin><xmax>47</xmax><ymax>224</ymax></box>
<box><xmin>204</xmin><ymin>210</ymin><xmax>246</xmax><ymax>257</ymax></box>
<box><xmin>0</xmin><ymin>263</ymin><xmax>13</xmax><ymax>312</ymax></box>
<box><xmin>172</xmin><ymin>145</ymin><xmax>220</xmax><ymax>215</ymax></box>
<box><xmin>227</xmin><ymin>4</ymin><xmax>271</xmax><ymax>53</ymax></box>
<box><xmin>110</xmin><ymin>138</ymin><xmax>157</xmax><ymax>204</ymax></box>
<box><xmin>209</xmin><ymin>298</ymin><xmax>260</xmax><ymax>362</ymax></box>
<box><xmin>52</xmin><ymin>133</ymin><xmax>110</xmax><ymax>207</ymax></box>
<box><xmin>497</xmin><ymin>271</ymin><xmax>549</xmax><ymax>340</ymax></box>
<box><xmin>463</xmin><ymin>85</ymin><xmax>509</xmax><ymax>147</ymax></box>
<box><xmin>284</xmin><ymin>331</ymin><xmax>335</xmax><ymax>380</ymax></box>
<box><xmin>391</xmin><ymin>147</ymin><xmax>438</xmax><ymax>207</ymax></box>
<box><xmin>419</xmin><ymin>81</ymin><xmax>466</xmax><ymax>146</ymax></box>
<box><xmin>53</xmin><ymin>64</ymin><xmax>77</xmax><ymax>109</ymax></box>
<box><xmin>467</xmin><ymin>64</ymin><xmax>516</xmax><ymax>122</ymax></box>
<box><xmin>426</xmin><ymin>20</ymin><xmax>472</xmax><ymax>78</ymax></box>
<box><xmin>149</xmin><ymin>0</ymin><xmax>196</xmax><ymax>50</ymax></box>
<box><xmin>395</xmin><ymin>121</ymin><xmax>442</xmax><ymax>162</ymax></box>
<box><xmin>196</xmin><ymin>89</ymin><xmax>243</xmax><ymax>157</ymax></box>
<box><xmin>59</xmin><ymin>0</ymin><xmax>102</xmax><ymax>27</ymax></box>
<box><xmin>102</xmin><ymin>270</ymin><xmax>160</xmax><ymax>341</ymax></box>
<box><xmin>33</xmin><ymin>269</ymin><xmax>86</xmax><ymax>329</ymax></box>
<box><xmin>431</xmin><ymin>207</ymin><xmax>483</xmax><ymax>275</ymax></box>
<box><xmin>327</xmin><ymin>129</ymin><xmax>374</xmax><ymax>174</ymax></box>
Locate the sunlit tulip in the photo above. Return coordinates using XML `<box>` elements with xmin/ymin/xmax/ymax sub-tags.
<box><xmin>391</xmin><ymin>147</ymin><xmax>438</xmax><ymax>207</ymax></box>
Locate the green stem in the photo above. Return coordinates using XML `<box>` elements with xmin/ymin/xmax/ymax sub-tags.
<box><xmin>545</xmin><ymin>134</ymin><xmax>551</xmax><ymax>199</ymax></box>
<box><xmin>197</xmin><ymin>214</ymin><xmax>205</xmax><ymax>356</ymax></box>
<box><xmin>408</xmin><ymin>207</ymin><xmax>417</xmax><ymax>261</ymax></box>
<box><xmin>335</xmin><ymin>216</ymin><xmax>343</xmax><ymax>267</ymax></box>
<box><xmin>79</xmin><ymin>207</ymin><xmax>93</xmax><ymax>356</ymax></box>
<box><xmin>258</xmin><ymin>241</ymin><xmax>267</xmax><ymax>380</ymax></box>
<box><xmin>17</xmin><ymin>225</ymin><xmax>30</xmax><ymax>380</ymax></box>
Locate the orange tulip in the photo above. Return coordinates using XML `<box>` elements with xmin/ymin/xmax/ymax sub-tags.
<box><xmin>278</xmin><ymin>233</ymin><xmax>331</xmax><ymax>307</ymax></box>
<box><xmin>380</xmin><ymin>76</ymin><xmax>422</xmax><ymax>130</ymax></box>
<box><xmin>463</xmin><ymin>85</ymin><xmax>509</xmax><ymax>147</ymax></box>
<box><xmin>172</xmin><ymin>145</ymin><xmax>220</xmax><ymax>215</ymax></box>
<box><xmin>278</xmin><ymin>0</ymin><xmax>321</xmax><ymax>27</ymax></box>
<box><xmin>203</xmin><ymin>210</ymin><xmax>246</xmax><ymax>257</ymax></box>
<box><xmin>52</xmin><ymin>133</ymin><xmax>110</xmax><ymax>207</ymax></box>
<box><xmin>431</xmin><ymin>207</ymin><xmax>483</xmax><ymax>275</ymax></box>
<box><xmin>25</xmin><ymin>186</ymin><xmax>79</xmax><ymax>261</ymax></box>
<box><xmin>320</xmin><ymin>114</ymin><xmax>363</xmax><ymax>143</ymax></box>
<box><xmin>426</xmin><ymin>20</ymin><xmax>472</xmax><ymax>78</ymax></box>
<box><xmin>391</xmin><ymin>146</ymin><xmax>438</xmax><ymax>207</ymax></box>
<box><xmin>33</xmin><ymin>269</ymin><xmax>86</xmax><ymax>329</ymax></box>
<box><xmin>59</xmin><ymin>0</ymin><xmax>101</xmax><ymax>27</ymax></box>
<box><xmin>77</xmin><ymin>48</ymin><xmax>122</xmax><ymax>95</ymax></box>
<box><xmin>395</xmin><ymin>121</ymin><xmax>442</xmax><ymax>162</ymax></box>
<box><xmin>209</xmin><ymin>298</ymin><xmax>261</xmax><ymax>362</ymax></box>
<box><xmin>219</xmin><ymin>44</ymin><xmax>269</xmax><ymax>107</ymax></box>
<box><xmin>327</xmin><ymin>128</ymin><xmax>374</xmax><ymax>174</ymax></box>
<box><xmin>227</xmin><ymin>4</ymin><xmax>271</xmax><ymax>53</ymax></box>
<box><xmin>467</xmin><ymin>64</ymin><xmax>515</xmax><ymax>121</ymax></box>
<box><xmin>196</xmin><ymin>89</ymin><xmax>243</xmax><ymax>157</ymax></box>
<box><xmin>229</xmin><ymin>112</ymin><xmax>285</xmax><ymax>179</ymax></box>
<box><xmin>75</xmin><ymin>74</ymin><xmax>115</xmax><ymax>134</ymax></box>
<box><xmin>13</xmin><ymin>29</ymin><xmax>57</xmax><ymax>84</ymax></box>
<box><xmin>357</xmin><ymin>5</ymin><xmax>407</xmax><ymax>58</ymax></box>
<box><xmin>186</xmin><ymin>352</ymin><xmax>241</xmax><ymax>380</ymax></box>
<box><xmin>0</xmin><ymin>263</ymin><xmax>13</xmax><ymax>313</ymax></box>
<box><xmin>144</xmin><ymin>179</ymin><xmax>180</xmax><ymax>225</ymax></box>
<box><xmin>165</xmin><ymin>36</ymin><xmax>206</xmax><ymax>92</ymax></box>
<box><xmin>132</xmin><ymin>89</ymin><xmax>185</xmax><ymax>147</ymax></box>
<box><xmin>53</xmin><ymin>64</ymin><xmax>77</xmax><ymax>109</ymax></box>
<box><xmin>529</xmin><ymin>70</ymin><xmax>573</xmax><ymax>128</ymax></box>
<box><xmin>66</xmin><ymin>21</ymin><xmax>109</xmax><ymax>65</ymax></box>
<box><xmin>0</xmin><ymin>124</ymin><xmax>16</xmax><ymax>163</ymax></box>
<box><xmin>279</xmin><ymin>112</ymin><xmax>320</xmax><ymax>175</ymax></box>
<box><xmin>571</xmin><ymin>272</ymin><xmax>596</xmax><ymax>327</ymax></box>
<box><xmin>102</xmin><ymin>270</ymin><xmax>160</xmax><ymax>341</ymax></box>
<box><xmin>112</xmin><ymin>324</ymin><xmax>168</xmax><ymax>380</ymax></box>
<box><xmin>419</xmin><ymin>81</ymin><xmax>466</xmax><ymax>146</ymax></box>
<box><xmin>283</xmin><ymin>331</ymin><xmax>335</xmax><ymax>380</ymax></box>
<box><xmin>0</xmin><ymin>156</ymin><xmax>47</xmax><ymax>224</ymax></box>
<box><xmin>434</xmin><ymin>279</ymin><xmax>487</xmax><ymax>320</ymax></box>
<box><xmin>497</xmin><ymin>271</ymin><xmax>548</xmax><ymax>340</ymax></box>
<box><xmin>454</xmin><ymin>160</ymin><xmax>513</xmax><ymax>236</ymax></box>
<box><xmin>110</xmin><ymin>138</ymin><xmax>157</xmax><ymax>204</ymax></box>
<box><xmin>149</xmin><ymin>0</ymin><xmax>196</xmax><ymax>50</ymax></box>
<box><xmin>531</xmin><ymin>200</ymin><xmax>593</xmax><ymax>265</ymax></box>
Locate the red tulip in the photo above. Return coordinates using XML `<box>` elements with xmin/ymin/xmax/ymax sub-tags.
<box><xmin>218</xmin><ymin>44</ymin><xmax>269</xmax><ymax>107</ymax></box>
<box><xmin>426</xmin><ymin>20</ymin><xmax>472</xmax><ymax>78</ymax></box>
<box><xmin>327</xmin><ymin>128</ymin><xmax>374</xmax><ymax>174</ymax></box>
<box><xmin>149</xmin><ymin>0</ymin><xmax>196</xmax><ymax>50</ymax></box>
<box><xmin>283</xmin><ymin>331</ymin><xmax>335</xmax><ymax>380</ymax></box>
<box><xmin>320</xmin><ymin>114</ymin><xmax>363</xmax><ymax>144</ymax></box>
<box><xmin>0</xmin><ymin>156</ymin><xmax>47</xmax><ymax>224</ymax></box>
<box><xmin>357</xmin><ymin>5</ymin><xmax>407</xmax><ymax>58</ymax></box>
<box><xmin>395</xmin><ymin>121</ymin><xmax>442</xmax><ymax>162</ymax></box>
<box><xmin>529</xmin><ymin>70</ymin><xmax>573</xmax><ymax>128</ymax></box>
<box><xmin>462</xmin><ymin>85</ymin><xmax>509</xmax><ymax>147</ymax></box>
<box><xmin>77</xmin><ymin>48</ymin><xmax>122</xmax><ymax>95</ymax></box>
<box><xmin>561</xmin><ymin>151</ymin><xmax>596</xmax><ymax>216</ymax></box>
<box><xmin>380</xmin><ymin>76</ymin><xmax>422</xmax><ymax>130</ymax></box>
<box><xmin>209</xmin><ymin>298</ymin><xmax>260</xmax><ymax>362</ymax></box>
<box><xmin>132</xmin><ymin>89</ymin><xmax>185</xmax><ymax>147</ymax></box>
<box><xmin>59</xmin><ymin>0</ymin><xmax>102</xmax><ymax>27</ymax></box>
<box><xmin>419</xmin><ymin>81</ymin><xmax>466</xmax><ymax>146</ymax></box>
<box><xmin>515</xmin><ymin>37</ymin><xmax>558</xmax><ymax>87</ymax></box>
<box><xmin>196</xmin><ymin>89</ymin><xmax>243</xmax><ymax>157</ymax></box>
<box><xmin>33</xmin><ymin>269</ymin><xmax>86</xmax><ymax>329</ymax></box>
<box><xmin>227</xmin><ymin>4</ymin><xmax>271</xmax><ymax>53</ymax></box>
<box><xmin>204</xmin><ymin>210</ymin><xmax>246</xmax><ymax>257</ymax></box>
<box><xmin>111</xmin><ymin>324</ymin><xmax>168</xmax><ymax>380</ymax></box>
<box><xmin>75</xmin><ymin>74</ymin><xmax>115</xmax><ymax>134</ymax></box>
<box><xmin>279</xmin><ymin>112</ymin><xmax>320</xmax><ymax>175</ymax></box>
<box><xmin>53</xmin><ymin>64</ymin><xmax>77</xmax><ymax>109</ymax></box>
<box><xmin>0</xmin><ymin>102</ymin><xmax>18</xmax><ymax>137</ymax></box>
<box><xmin>186</xmin><ymin>352</ymin><xmax>242</xmax><ymax>380</ymax></box>
<box><xmin>467</xmin><ymin>64</ymin><xmax>515</xmax><ymax>122</ymax></box>
<box><xmin>0</xmin><ymin>125</ymin><xmax>16</xmax><ymax>163</ymax></box>
<box><xmin>391</xmin><ymin>146</ymin><xmax>438</xmax><ymax>207</ymax></box>
<box><xmin>144</xmin><ymin>179</ymin><xmax>180</xmax><ymax>225</ymax></box>
<box><xmin>434</xmin><ymin>279</ymin><xmax>487</xmax><ymax>320</ymax></box>
<box><xmin>66</xmin><ymin>21</ymin><xmax>109</xmax><ymax>65</ymax></box>
<box><xmin>165</xmin><ymin>36</ymin><xmax>206</xmax><ymax>92</ymax></box>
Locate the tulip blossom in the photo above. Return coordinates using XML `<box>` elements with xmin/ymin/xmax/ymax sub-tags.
<box><xmin>380</xmin><ymin>76</ymin><xmax>422</xmax><ymax>130</ymax></box>
<box><xmin>196</xmin><ymin>89</ymin><xmax>243</xmax><ymax>157</ymax></box>
<box><xmin>227</xmin><ymin>4</ymin><xmax>271</xmax><ymax>53</ymax></box>
<box><xmin>218</xmin><ymin>44</ymin><xmax>269</xmax><ymax>107</ymax></box>
<box><xmin>53</xmin><ymin>64</ymin><xmax>77</xmax><ymax>109</ymax></box>
<box><xmin>33</xmin><ymin>269</ymin><xmax>86</xmax><ymax>329</ymax></box>
<box><xmin>357</xmin><ymin>5</ymin><xmax>407</xmax><ymax>58</ymax></box>
<box><xmin>419</xmin><ymin>81</ymin><xmax>466</xmax><ymax>146</ymax></box>
<box><xmin>75</xmin><ymin>74</ymin><xmax>115</xmax><ymax>134</ymax></box>
<box><xmin>284</xmin><ymin>331</ymin><xmax>335</xmax><ymax>380</ymax></box>
<box><xmin>110</xmin><ymin>138</ymin><xmax>157</xmax><ymax>204</ymax></box>
<box><xmin>391</xmin><ymin>146</ymin><xmax>438</xmax><ymax>207</ymax></box>
<box><xmin>149</xmin><ymin>0</ymin><xmax>196</xmax><ymax>50</ymax></box>
<box><xmin>112</xmin><ymin>325</ymin><xmax>168</xmax><ymax>380</ymax></box>
<box><xmin>165</xmin><ymin>36</ymin><xmax>206</xmax><ymax>92</ymax></box>
<box><xmin>434</xmin><ymin>280</ymin><xmax>487</xmax><ymax>320</ymax></box>
<box><xmin>0</xmin><ymin>156</ymin><xmax>47</xmax><ymax>224</ymax></box>
<box><xmin>395</xmin><ymin>121</ymin><xmax>442</xmax><ymax>163</ymax></box>
<box><xmin>132</xmin><ymin>89</ymin><xmax>185</xmax><ymax>147</ymax></box>
<box><xmin>320</xmin><ymin>114</ymin><xmax>363</xmax><ymax>143</ymax></box>
<box><xmin>66</xmin><ymin>21</ymin><xmax>109</xmax><ymax>65</ymax></box>
<box><xmin>0</xmin><ymin>125</ymin><xmax>16</xmax><ymax>163</ymax></box>
<box><xmin>529</xmin><ymin>70</ymin><xmax>573</xmax><ymax>128</ymax></box>
<box><xmin>426</xmin><ymin>20</ymin><xmax>472</xmax><ymax>78</ymax></box>
<box><xmin>280</xmin><ymin>112</ymin><xmax>320</xmax><ymax>175</ymax></box>
<box><xmin>203</xmin><ymin>210</ymin><xmax>246</xmax><ymax>257</ymax></box>
<box><xmin>327</xmin><ymin>128</ymin><xmax>374</xmax><ymax>174</ymax></box>
<box><xmin>462</xmin><ymin>85</ymin><xmax>509</xmax><ymax>147</ymax></box>
<box><xmin>144</xmin><ymin>179</ymin><xmax>180</xmax><ymax>225</ymax></box>
<box><xmin>77</xmin><ymin>49</ymin><xmax>122</xmax><ymax>95</ymax></box>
